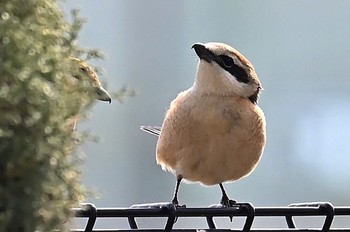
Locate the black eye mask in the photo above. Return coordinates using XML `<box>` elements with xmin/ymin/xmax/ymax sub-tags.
<box><xmin>216</xmin><ymin>55</ymin><xmax>250</xmax><ymax>84</ymax></box>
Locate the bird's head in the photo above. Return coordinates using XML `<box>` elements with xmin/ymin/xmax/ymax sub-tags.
<box><xmin>70</xmin><ymin>57</ymin><xmax>112</xmax><ymax>103</ymax></box>
<box><xmin>192</xmin><ymin>42</ymin><xmax>261</xmax><ymax>104</ymax></box>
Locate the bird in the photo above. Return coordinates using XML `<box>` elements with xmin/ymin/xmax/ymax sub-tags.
<box><xmin>141</xmin><ymin>42</ymin><xmax>266</xmax><ymax>207</ymax></box>
<box><xmin>70</xmin><ymin>57</ymin><xmax>112</xmax><ymax>103</ymax></box>
<box><xmin>65</xmin><ymin>57</ymin><xmax>112</xmax><ymax>131</ymax></box>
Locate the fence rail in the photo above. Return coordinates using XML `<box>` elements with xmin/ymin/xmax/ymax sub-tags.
<box><xmin>71</xmin><ymin>202</ymin><xmax>350</xmax><ymax>232</ymax></box>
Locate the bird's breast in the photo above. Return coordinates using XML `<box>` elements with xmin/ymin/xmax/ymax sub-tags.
<box><xmin>156</xmin><ymin>92</ymin><xmax>266</xmax><ymax>185</ymax></box>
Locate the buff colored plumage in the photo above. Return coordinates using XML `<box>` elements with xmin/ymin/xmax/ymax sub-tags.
<box><xmin>142</xmin><ymin>42</ymin><xmax>266</xmax><ymax>206</ymax></box>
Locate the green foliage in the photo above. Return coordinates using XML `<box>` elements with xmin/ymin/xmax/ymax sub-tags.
<box><xmin>0</xmin><ymin>0</ymin><xmax>97</xmax><ymax>231</ymax></box>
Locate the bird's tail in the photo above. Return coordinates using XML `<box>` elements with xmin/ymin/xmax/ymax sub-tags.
<box><xmin>140</xmin><ymin>126</ymin><xmax>161</xmax><ymax>137</ymax></box>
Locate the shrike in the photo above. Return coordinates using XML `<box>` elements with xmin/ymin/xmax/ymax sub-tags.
<box><xmin>66</xmin><ymin>58</ymin><xmax>112</xmax><ymax>131</ymax></box>
<box><xmin>70</xmin><ymin>57</ymin><xmax>112</xmax><ymax>103</ymax></box>
<box><xmin>141</xmin><ymin>42</ymin><xmax>266</xmax><ymax>207</ymax></box>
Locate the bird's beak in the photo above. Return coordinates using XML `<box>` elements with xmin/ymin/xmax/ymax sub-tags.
<box><xmin>95</xmin><ymin>86</ymin><xmax>112</xmax><ymax>103</ymax></box>
<box><xmin>192</xmin><ymin>43</ymin><xmax>214</xmax><ymax>63</ymax></box>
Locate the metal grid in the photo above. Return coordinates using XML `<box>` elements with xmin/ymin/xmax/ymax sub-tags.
<box><xmin>72</xmin><ymin>202</ymin><xmax>350</xmax><ymax>232</ymax></box>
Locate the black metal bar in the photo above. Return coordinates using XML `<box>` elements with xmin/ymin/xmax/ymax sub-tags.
<box><xmin>71</xmin><ymin>229</ymin><xmax>349</xmax><ymax>232</ymax></box>
<box><xmin>206</xmin><ymin>215</ymin><xmax>216</xmax><ymax>229</ymax></box>
<box><xmin>320</xmin><ymin>202</ymin><xmax>335</xmax><ymax>231</ymax></box>
<box><xmin>72</xmin><ymin>202</ymin><xmax>350</xmax><ymax>232</ymax></box>
<box><xmin>71</xmin><ymin>228</ymin><xmax>350</xmax><ymax>232</ymax></box>
<box><xmin>238</xmin><ymin>203</ymin><xmax>255</xmax><ymax>231</ymax></box>
<box><xmin>285</xmin><ymin>202</ymin><xmax>334</xmax><ymax>231</ymax></box>
<box><xmin>335</xmin><ymin>207</ymin><xmax>350</xmax><ymax>215</ymax></box>
<box><xmin>162</xmin><ymin>203</ymin><xmax>176</xmax><ymax>232</ymax></box>
<box><xmin>73</xmin><ymin>206</ymin><xmax>350</xmax><ymax>218</ymax></box>
<box><xmin>70</xmin><ymin>229</ymin><xmax>350</xmax><ymax>232</ymax></box>
<box><xmin>204</xmin><ymin>202</ymin><xmax>255</xmax><ymax>230</ymax></box>
<box><xmin>285</xmin><ymin>214</ymin><xmax>296</xmax><ymax>229</ymax></box>
<box><xmin>129</xmin><ymin>202</ymin><xmax>176</xmax><ymax>232</ymax></box>
<box><xmin>78</xmin><ymin>203</ymin><xmax>97</xmax><ymax>232</ymax></box>
<box><xmin>127</xmin><ymin>216</ymin><xmax>138</xmax><ymax>229</ymax></box>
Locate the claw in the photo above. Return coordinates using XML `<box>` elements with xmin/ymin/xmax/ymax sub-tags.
<box><xmin>220</xmin><ymin>196</ymin><xmax>237</xmax><ymax>222</ymax></box>
<box><xmin>220</xmin><ymin>195</ymin><xmax>237</xmax><ymax>207</ymax></box>
<box><xmin>171</xmin><ymin>199</ymin><xmax>186</xmax><ymax>208</ymax></box>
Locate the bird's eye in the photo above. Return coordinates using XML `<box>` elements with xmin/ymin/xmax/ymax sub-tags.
<box><xmin>220</xmin><ymin>55</ymin><xmax>234</xmax><ymax>68</ymax></box>
<box><xmin>79</xmin><ymin>67</ymin><xmax>87</xmax><ymax>73</ymax></box>
<box><xmin>217</xmin><ymin>55</ymin><xmax>250</xmax><ymax>84</ymax></box>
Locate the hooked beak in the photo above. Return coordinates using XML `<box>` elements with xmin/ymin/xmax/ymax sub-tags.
<box><xmin>192</xmin><ymin>43</ymin><xmax>215</xmax><ymax>63</ymax></box>
<box><xmin>95</xmin><ymin>86</ymin><xmax>112</xmax><ymax>103</ymax></box>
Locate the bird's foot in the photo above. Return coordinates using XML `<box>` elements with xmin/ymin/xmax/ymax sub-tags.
<box><xmin>220</xmin><ymin>197</ymin><xmax>237</xmax><ymax>222</ymax></box>
<box><xmin>172</xmin><ymin>198</ymin><xmax>186</xmax><ymax>208</ymax></box>
<box><xmin>220</xmin><ymin>196</ymin><xmax>237</xmax><ymax>207</ymax></box>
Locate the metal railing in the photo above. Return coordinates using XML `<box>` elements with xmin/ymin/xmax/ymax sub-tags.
<box><xmin>72</xmin><ymin>202</ymin><xmax>350</xmax><ymax>232</ymax></box>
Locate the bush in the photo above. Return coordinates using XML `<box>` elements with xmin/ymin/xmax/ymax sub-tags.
<box><xmin>0</xmin><ymin>0</ymin><xmax>97</xmax><ymax>231</ymax></box>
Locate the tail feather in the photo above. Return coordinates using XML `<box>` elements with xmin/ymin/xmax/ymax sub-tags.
<box><xmin>140</xmin><ymin>126</ymin><xmax>161</xmax><ymax>137</ymax></box>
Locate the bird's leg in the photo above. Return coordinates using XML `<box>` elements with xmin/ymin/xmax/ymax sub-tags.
<box><xmin>219</xmin><ymin>183</ymin><xmax>236</xmax><ymax>207</ymax></box>
<box><xmin>171</xmin><ymin>175</ymin><xmax>185</xmax><ymax>207</ymax></box>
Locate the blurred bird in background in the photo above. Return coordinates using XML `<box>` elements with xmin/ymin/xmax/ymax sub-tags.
<box><xmin>70</xmin><ymin>57</ymin><xmax>112</xmax><ymax>103</ymax></box>
<box><xmin>65</xmin><ymin>57</ymin><xmax>112</xmax><ymax>131</ymax></box>
<box><xmin>141</xmin><ymin>42</ymin><xmax>266</xmax><ymax>207</ymax></box>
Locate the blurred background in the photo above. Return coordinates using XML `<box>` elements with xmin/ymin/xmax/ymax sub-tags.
<box><xmin>60</xmin><ymin>0</ymin><xmax>350</xmax><ymax>229</ymax></box>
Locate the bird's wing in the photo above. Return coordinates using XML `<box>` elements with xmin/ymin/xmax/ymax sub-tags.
<box><xmin>140</xmin><ymin>126</ymin><xmax>161</xmax><ymax>137</ymax></box>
